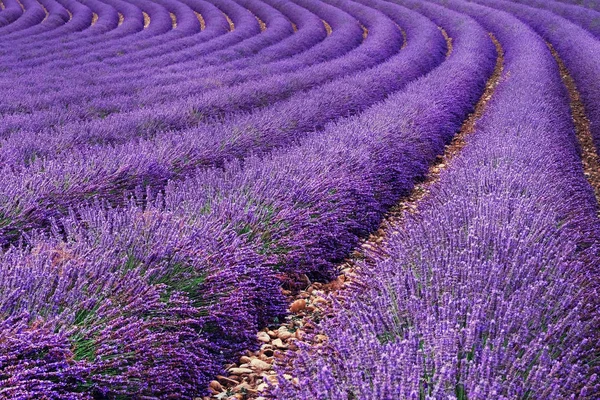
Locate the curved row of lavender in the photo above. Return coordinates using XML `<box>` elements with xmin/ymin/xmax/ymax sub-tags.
<box><xmin>0</xmin><ymin>0</ymin><xmax>398</xmax><ymax>136</ymax></box>
<box><xmin>0</xmin><ymin>0</ymin><xmax>499</xmax><ymax>397</ymax></box>
<box><xmin>508</xmin><ymin>0</ymin><xmax>600</xmax><ymax>38</ymax></box>
<box><xmin>557</xmin><ymin>0</ymin><xmax>600</xmax><ymax>11</ymax></box>
<box><xmin>491</xmin><ymin>0</ymin><xmax>600</xmax><ymax>157</ymax></box>
<box><xmin>0</xmin><ymin>2</ymin><xmax>425</xmax><ymax>246</ymax></box>
<box><xmin>273</xmin><ymin>0</ymin><xmax>600</xmax><ymax>398</ymax></box>
<box><xmin>0</xmin><ymin>0</ymin><xmax>303</xmax><ymax>117</ymax></box>
<box><xmin>0</xmin><ymin>0</ymin><xmax>308</xmax><ymax>100</ymax></box>
<box><xmin>0</xmin><ymin>0</ymin><xmax>359</xmax><ymax>122</ymax></box>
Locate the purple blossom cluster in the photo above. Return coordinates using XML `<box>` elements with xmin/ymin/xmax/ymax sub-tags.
<box><xmin>1</xmin><ymin>0</ymin><xmax>598</xmax><ymax>398</ymax></box>
<box><xmin>274</xmin><ymin>0</ymin><xmax>600</xmax><ymax>398</ymax></box>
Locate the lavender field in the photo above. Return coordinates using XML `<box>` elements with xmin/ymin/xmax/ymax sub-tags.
<box><xmin>1</xmin><ymin>0</ymin><xmax>599</xmax><ymax>398</ymax></box>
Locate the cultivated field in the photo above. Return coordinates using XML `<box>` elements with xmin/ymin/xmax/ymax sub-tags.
<box><xmin>0</xmin><ymin>0</ymin><xmax>599</xmax><ymax>399</ymax></box>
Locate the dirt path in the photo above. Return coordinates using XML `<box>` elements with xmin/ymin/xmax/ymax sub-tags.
<box><xmin>256</xmin><ymin>16</ymin><xmax>266</xmax><ymax>32</ymax></box>
<box><xmin>200</xmin><ymin>32</ymin><xmax>504</xmax><ymax>400</ymax></box>
<box><xmin>224</xmin><ymin>12</ymin><xmax>235</xmax><ymax>31</ymax></box>
<box><xmin>549</xmin><ymin>43</ymin><xmax>600</xmax><ymax>211</ymax></box>
<box><xmin>321</xmin><ymin>19</ymin><xmax>332</xmax><ymax>35</ymax></box>
<box><xmin>195</xmin><ymin>12</ymin><xmax>206</xmax><ymax>30</ymax></box>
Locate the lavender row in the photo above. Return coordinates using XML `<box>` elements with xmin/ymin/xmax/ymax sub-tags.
<box><xmin>0</xmin><ymin>0</ymin><xmax>340</xmax><ymax>104</ymax></box>
<box><xmin>557</xmin><ymin>0</ymin><xmax>600</xmax><ymax>11</ymax></box>
<box><xmin>13</xmin><ymin>0</ymin><xmax>95</xmax><ymax>41</ymax></box>
<box><xmin>1</xmin><ymin>0</ymin><xmax>291</xmax><ymax>75</ymax></box>
<box><xmin>0</xmin><ymin>0</ymin><xmax>391</xmax><ymax>143</ymax></box>
<box><xmin>0</xmin><ymin>0</ymin><xmax>22</xmax><ymax>27</ymax></box>
<box><xmin>3</xmin><ymin>0</ymin><xmax>164</xmax><ymax>43</ymax></box>
<box><xmin>0</xmin><ymin>0</ymin><xmax>440</xmax><ymax>246</ymax></box>
<box><xmin>50</xmin><ymin>0</ymin><xmax>289</xmax><ymax>69</ymax></box>
<box><xmin>482</xmin><ymin>0</ymin><xmax>600</xmax><ymax>156</ymax></box>
<box><xmin>0</xmin><ymin>0</ymin><xmax>243</xmax><ymax>91</ymax></box>
<box><xmin>0</xmin><ymin>0</ymin><xmax>357</xmax><ymax>128</ymax></box>
<box><xmin>0</xmin><ymin>0</ymin><xmax>249</xmax><ymax>107</ymax></box>
<box><xmin>0</xmin><ymin>216</ymin><xmax>279</xmax><ymax>398</ymax></box>
<box><xmin>0</xmin><ymin>0</ymin><xmax>49</xmax><ymax>36</ymax></box>
<box><xmin>2</xmin><ymin>0</ymin><xmax>95</xmax><ymax>42</ymax></box>
<box><xmin>4</xmin><ymin>0</ymin><xmax>318</xmax><ymax>117</ymax></box>
<box><xmin>0</xmin><ymin>0</ymin><xmax>297</xmax><ymax>107</ymax></box>
<box><xmin>273</xmin><ymin>1</ymin><xmax>600</xmax><ymax>398</ymax></box>
<box><xmin>1</xmin><ymin>0</ymin><xmax>248</xmax><ymax>69</ymax></box>
<box><xmin>508</xmin><ymin>0</ymin><xmax>600</xmax><ymax>38</ymax></box>
<box><xmin>0</xmin><ymin>1</ymin><xmax>496</xmax><ymax>397</ymax></box>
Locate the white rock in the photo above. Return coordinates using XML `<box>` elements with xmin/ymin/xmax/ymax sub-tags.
<box><xmin>257</xmin><ymin>332</ymin><xmax>270</xmax><ymax>343</ymax></box>
<box><xmin>250</xmin><ymin>358</ymin><xmax>271</xmax><ymax>370</ymax></box>
<box><xmin>228</xmin><ymin>367</ymin><xmax>253</xmax><ymax>375</ymax></box>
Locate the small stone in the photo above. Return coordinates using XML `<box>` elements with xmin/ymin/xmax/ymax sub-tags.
<box><xmin>247</xmin><ymin>373</ymin><xmax>258</xmax><ymax>384</ymax></box>
<box><xmin>257</xmin><ymin>383</ymin><xmax>268</xmax><ymax>392</ymax></box>
<box><xmin>239</xmin><ymin>356</ymin><xmax>252</xmax><ymax>364</ymax></box>
<box><xmin>277</xmin><ymin>328</ymin><xmax>292</xmax><ymax>340</ymax></box>
<box><xmin>229</xmin><ymin>367</ymin><xmax>253</xmax><ymax>375</ymax></box>
<box><xmin>315</xmin><ymin>334</ymin><xmax>328</xmax><ymax>342</ymax></box>
<box><xmin>233</xmin><ymin>382</ymin><xmax>253</xmax><ymax>392</ymax></box>
<box><xmin>250</xmin><ymin>358</ymin><xmax>271</xmax><ymax>370</ymax></box>
<box><xmin>216</xmin><ymin>375</ymin><xmax>239</xmax><ymax>386</ymax></box>
<box><xmin>264</xmin><ymin>374</ymin><xmax>279</xmax><ymax>384</ymax></box>
<box><xmin>209</xmin><ymin>380</ymin><xmax>222</xmax><ymax>392</ymax></box>
<box><xmin>289</xmin><ymin>299</ymin><xmax>306</xmax><ymax>313</ymax></box>
<box><xmin>257</xmin><ymin>332</ymin><xmax>270</xmax><ymax>343</ymax></box>
<box><xmin>267</xmin><ymin>330</ymin><xmax>277</xmax><ymax>338</ymax></box>
<box><xmin>272</xmin><ymin>338</ymin><xmax>288</xmax><ymax>348</ymax></box>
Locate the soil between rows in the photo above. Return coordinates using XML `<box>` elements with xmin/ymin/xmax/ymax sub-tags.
<box><xmin>548</xmin><ymin>43</ymin><xmax>600</xmax><ymax>212</ymax></box>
